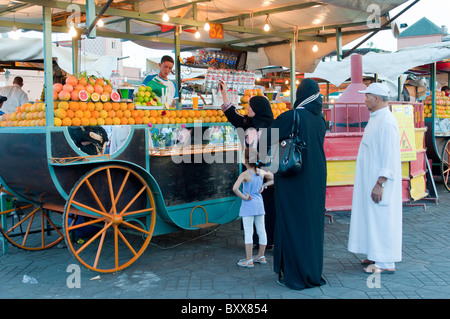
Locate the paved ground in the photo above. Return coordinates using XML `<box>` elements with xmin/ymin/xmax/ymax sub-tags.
<box><xmin>0</xmin><ymin>182</ymin><xmax>449</xmax><ymax>301</ymax></box>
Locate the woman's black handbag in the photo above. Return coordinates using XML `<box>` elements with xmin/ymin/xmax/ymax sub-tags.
<box><xmin>266</xmin><ymin>110</ymin><xmax>306</xmax><ymax>177</ymax></box>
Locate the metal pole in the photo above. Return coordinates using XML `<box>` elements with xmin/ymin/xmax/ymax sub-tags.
<box><xmin>431</xmin><ymin>62</ymin><xmax>439</xmax><ymax>160</ymax></box>
<box><xmin>72</xmin><ymin>36</ymin><xmax>79</xmax><ymax>75</ymax></box>
<box><xmin>174</xmin><ymin>25</ymin><xmax>182</xmax><ymax>109</ymax></box>
<box><xmin>335</xmin><ymin>27</ymin><xmax>342</xmax><ymax>61</ymax></box>
<box><xmin>43</xmin><ymin>6</ymin><xmax>54</xmax><ymax>127</ymax></box>
<box><xmin>290</xmin><ymin>39</ymin><xmax>296</xmax><ymax>107</ymax></box>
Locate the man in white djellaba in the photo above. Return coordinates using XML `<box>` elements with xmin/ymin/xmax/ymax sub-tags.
<box><xmin>348</xmin><ymin>83</ymin><xmax>402</xmax><ymax>274</ymax></box>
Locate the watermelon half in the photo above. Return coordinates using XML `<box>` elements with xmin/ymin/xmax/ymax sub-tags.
<box><xmin>78</xmin><ymin>90</ymin><xmax>90</xmax><ymax>102</ymax></box>
<box><xmin>110</xmin><ymin>91</ymin><xmax>120</xmax><ymax>102</ymax></box>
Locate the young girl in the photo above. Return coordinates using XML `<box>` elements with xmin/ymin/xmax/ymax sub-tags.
<box><xmin>233</xmin><ymin>147</ymin><xmax>274</xmax><ymax>268</ymax></box>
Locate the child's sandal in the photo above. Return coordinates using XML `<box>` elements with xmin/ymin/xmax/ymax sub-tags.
<box><xmin>253</xmin><ymin>256</ymin><xmax>267</xmax><ymax>264</ymax></box>
<box><xmin>237</xmin><ymin>258</ymin><xmax>254</xmax><ymax>268</ymax></box>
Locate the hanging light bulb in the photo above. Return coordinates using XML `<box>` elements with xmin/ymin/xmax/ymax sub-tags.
<box><xmin>68</xmin><ymin>25</ymin><xmax>77</xmax><ymax>38</ymax></box>
<box><xmin>204</xmin><ymin>19</ymin><xmax>210</xmax><ymax>31</ymax></box>
<box><xmin>161</xmin><ymin>0</ymin><xmax>169</xmax><ymax>22</ymax></box>
<box><xmin>162</xmin><ymin>10</ymin><xmax>169</xmax><ymax>22</ymax></box>
<box><xmin>97</xmin><ymin>19</ymin><xmax>104</xmax><ymax>27</ymax></box>
<box><xmin>195</xmin><ymin>28</ymin><xmax>200</xmax><ymax>39</ymax></box>
<box><xmin>312</xmin><ymin>43</ymin><xmax>318</xmax><ymax>52</ymax></box>
<box><xmin>264</xmin><ymin>15</ymin><xmax>270</xmax><ymax>32</ymax></box>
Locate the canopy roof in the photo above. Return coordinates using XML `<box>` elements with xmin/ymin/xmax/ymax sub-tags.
<box><xmin>306</xmin><ymin>41</ymin><xmax>450</xmax><ymax>87</ymax></box>
<box><xmin>0</xmin><ymin>0</ymin><xmax>410</xmax><ymax>72</ymax></box>
<box><xmin>0</xmin><ymin>37</ymin><xmax>116</xmax><ymax>77</ymax></box>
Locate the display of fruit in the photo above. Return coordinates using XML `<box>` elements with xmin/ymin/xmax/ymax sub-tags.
<box><xmin>423</xmin><ymin>91</ymin><xmax>450</xmax><ymax>118</ymax></box>
<box><xmin>51</xmin><ymin>72</ymin><xmax>122</xmax><ymax>103</ymax></box>
<box><xmin>133</xmin><ymin>85</ymin><xmax>162</xmax><ymax>107</ymax></box>
<box><xmin>0</xmin><ymin>102</ymin><xmax>234</xmax><ymax>127</ymax></box>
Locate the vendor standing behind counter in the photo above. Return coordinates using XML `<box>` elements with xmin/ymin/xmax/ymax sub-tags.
<box><xmin>142</xmin><ymin>55</ymin><xmax>178</xmax><ymax>108</ymax></box>
<box><xmin>0</xmin><ymin>77</ymin><xmax>29</xmax><ymax>114</ymax></box>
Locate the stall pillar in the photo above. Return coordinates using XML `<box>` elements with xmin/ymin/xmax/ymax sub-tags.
<box><xmin>336</xmin><ymin>27</ymin><xmax>343</xmax><ymax>61</ymax></box>
<box><xmin>72</xmin><ymin>36</ymin><xmax>80</xmax><ymax>75</ymax></box>
<box><xmin>174</xmin><ymin>25</ymin><xmax>182</xmax><ymax>110</ymax></box>
<box><xmin>430</xmin><ymin>62</ymin><xmax>439</xmax><ymax>160</ymax></box>
<box><xmin>43</xmin><ymin>6</ymin><xmax>54</xmax><ymax>127</ymax></box>
<box><xmin>290</xmin><ymin>39</ymin><xmax>296</xmax><ymax>107</ymax></box>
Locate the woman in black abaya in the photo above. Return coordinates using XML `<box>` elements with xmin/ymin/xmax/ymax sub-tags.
<box><xmin>219</xmin><ymin>84</ymin><xmax>276</xmax><ymax>248</ymax></box>
<box><xmin>267</xmin><ymin>78</ymin><xmax>327</xmax><ymax>290</ymax></box>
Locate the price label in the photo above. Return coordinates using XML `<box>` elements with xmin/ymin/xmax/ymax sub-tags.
<box><xmin>209</xmin><ymin>23</ymin><xmax>224</xmax><ymax>39</ymax></box>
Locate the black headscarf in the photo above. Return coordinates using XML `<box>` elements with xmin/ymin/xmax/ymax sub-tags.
<box><xmin>293</xmin><ymin>79</ymin><xmax>323</xmax><ymax>116</ymax></box>
<box><xmin>249</xmin><ymin>95</ymin><xmax>274</xmax><ymax>129</ymax></box>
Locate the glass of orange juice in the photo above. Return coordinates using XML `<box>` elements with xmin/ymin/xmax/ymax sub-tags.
<box><xmin>192</xmin><ymin>96</ymin><xmax>199</xmax><ymax>109</ymax></box>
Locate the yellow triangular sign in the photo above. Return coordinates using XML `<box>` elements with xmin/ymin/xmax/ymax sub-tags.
<box><xmin>400</xmin><ymin>130</ymin><xmax>413</xmax><ymax>152</ymax></box>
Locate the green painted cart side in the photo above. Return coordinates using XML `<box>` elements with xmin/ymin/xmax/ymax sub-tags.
<box><xmin>0</xmin><ymin>123</ymin><xmax>242</xmax><ymax>272</ymax></box>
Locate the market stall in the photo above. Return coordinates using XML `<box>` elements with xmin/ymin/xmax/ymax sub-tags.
<box><xmin>307</xmin><ymin>43</ymin><xmax>450</xmax><ymax>196</ymax></box>
<box><xmin>0</xmin><ymin>0</ymin><xmax>413</xmax><ymax>270</ymax></box>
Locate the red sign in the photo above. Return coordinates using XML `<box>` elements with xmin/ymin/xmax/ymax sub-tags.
<box><xmin>209</xmin><ymin>23</ymin><xmax>224</xmax><ymax>39</ymax></box>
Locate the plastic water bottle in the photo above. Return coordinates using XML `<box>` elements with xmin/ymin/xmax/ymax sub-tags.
<box><xmin>110</xmin><ymin>70</ymin><xmax>122</xmax><ymax>90</ymax></box>
<box><xmin>205</xmin><ymin>68</ymin><xmax>213</xmax><ymax>93</ymax></box>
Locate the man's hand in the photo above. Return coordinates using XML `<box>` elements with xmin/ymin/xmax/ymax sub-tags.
<box><xmin>371</xmin><ymin>184</ymin><xmax>383</xmax><ymax>203</ymax></box>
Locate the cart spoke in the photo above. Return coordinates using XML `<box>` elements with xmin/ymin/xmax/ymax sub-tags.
<box><xmin>122</xmin><ymin>207</ymin><xmax>155</xmax><ymax>217</ymax></box>
<box><xmin>67</xmin><ymin>217</ymin><xmax>106</xmax><ymax>231</ymax></box>
<box><xmin>0</xmin><ymin>204</ymin><xmax>33</xmax><ymax>216</ymax></box>
<box><xmin>40</xmin><ymin>209</ymin><xmax>45</xmax><ymax>247</ymax></box>
<box><xmin>70</xmin><ymin>200</ymin><xmax>112</xmax><ymax>220</ymax></box>
<box><xmin>84</xmin><ymin>178</ymin><xmax>108</xmax><ymax>215</ymax></box>
<box><xmin>75</xmin><ymin>221</ymin><xmax>113</xmax><ymax>255</ymax></box>
<box><xmin>42</xmin><ymin>210</ymin><xmax>64</xmax><ymax>238</ymax></box>
<box><xmin>120</xmin><ymin>220</ymin><xmax>151</xmax><ymax>236</ymax></box>
<box><xmin>6</xmin><ymin>206</ymin><xmax>39</xmax><ymax>234</ymax></box>
<box><xmin>117</xmin><ymin>228</ymin><xmax>137</xmax><ymax>256</ymax></box>
<box><xmin>93</xmin><ymin>225</ymin><xmax>107</xmax><ymax>269</ymax></box>
<box><xmin>118</xmin><ymin>185</ymin><xmax>147</xmax><ymax>216</ymax></box>
<box><xmin>109</xmin><ymin>170</ymin><xmax>131</xmax><ymax>215</ymax></box>
<box><xmin>114</xmin><ymin>224</ymin><xmax>119</xmax><ymax>269</ymax></box>
<box><xmin>21</xmin><ymin>210</ymin><xmax>35</xmax><ymax>247</ymax></box>
<box><xmin>106</xmin><ymin>168</ymin><xmax>117</xmax><ymax>215</ymax></box>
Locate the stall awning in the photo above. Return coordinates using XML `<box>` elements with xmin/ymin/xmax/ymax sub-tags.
<box><xmin>0</xmin><ymin>37</ymin><xmax>116</xmax><ymax>77</ymax></box>
<box><xmin>0</xmin><ymin>0</ymin><xmax>409</xmax><ymax>73</ymax></box>
<box><xmin>306</xmin><ymin>41</ymin><xmax>450</xmax><ymax>87</ymax></box>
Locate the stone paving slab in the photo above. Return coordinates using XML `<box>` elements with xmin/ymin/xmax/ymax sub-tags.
<box><xmin>0</xmin><ymin>183</ymin><xmax>449</xmax><ymax>301</ymax></box>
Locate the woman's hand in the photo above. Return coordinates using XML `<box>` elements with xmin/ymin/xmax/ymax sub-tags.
<box><xmin>245</xmin><ymin>193</ymin><xmax>252</xmax><ymax>201</ymax></box>
<box><xmin>218</xmin><ymin>81</ymin><xmax>229</xmax><ymax>104</ymax></box>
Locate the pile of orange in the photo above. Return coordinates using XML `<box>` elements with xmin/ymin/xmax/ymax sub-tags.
<box><xmin>423</xmin><ymin>91</ymin><xmax>450</xmax><ymax>119</ymax></box>
<box><xmin>271</xmin><ymin>102</ymin><xmax>289</xmax><ymax>119</ymax></box>
<box><xmin>0</xmin><ymin>101</ymin><xmax>235</xmax><ymax>127</ymax></box>
<box><xmin>0</xmin><ymin>102</ymin><xmax>47</xmax><ymax>127</ymax></box>
<box><xmin>146</xmin><ymin>109</ymin><xmax>228</xmax><ymax>125</ymax></box>
<box><xmin>52</xmin><ymin>100</ymin><xmax>138</xmax><ymax>126</ymax></box>
<box><xmin>0</xmin><ymin>102</ymin><xmax>290</xmax><ymax>127</ymax></box>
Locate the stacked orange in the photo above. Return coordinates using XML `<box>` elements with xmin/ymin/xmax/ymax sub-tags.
<box><xmin>145</xmin><ymin>109</ymin><xmax>229</xmax><ymax>125</ymax></box>
<box><xmin>423</xmin><ymin>91</ymin><xmax>450</xmax><ymax>119</ymax></box>
<box><xmin>0</xmin><ymin>102</ymin><xmax>46</xmax><ymax>127</ymax></box>
<box><xmin>270</xmin><ymin>102</ymin><xmax>289</xmax><ymax>119</ymax></box>
<box><xmin>53</xmin><ymin>101</ymin><xmax>138</xmax><ymax>126</ymax></box>
<box><xmin>1</xmin><ymin>103</ymin><xmax>239</xmax><ymax>127</ymax></box>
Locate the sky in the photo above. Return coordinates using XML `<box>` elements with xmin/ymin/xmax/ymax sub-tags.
<box><xmin>343</xmin><ymin>0</ymin><xmax>450</xmax><ymax>52</ymax></box>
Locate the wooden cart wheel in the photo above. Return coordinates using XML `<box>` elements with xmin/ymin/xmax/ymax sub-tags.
<box><xmin>441</xmin><ymin>138</ymin><xmax>450</xmax><ymax>192</ymax></box>
<box><xmin>63</xmin><ymin>165</ymin><xmax>156</xmax><ymax>273</ymax></box>
<box><xmin>0</xmin><ymin>186</ymin><xmax>65</xmax><ymax>250</ymax></box>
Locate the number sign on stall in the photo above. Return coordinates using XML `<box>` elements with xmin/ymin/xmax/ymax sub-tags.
<box><xmin>209</xmin><ymin>23</ymin><xmax>224</xmax><ymax>39</ymax></box>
